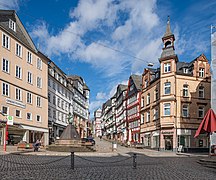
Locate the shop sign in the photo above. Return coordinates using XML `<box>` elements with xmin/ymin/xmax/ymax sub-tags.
<box><xmin>6</xmin><ymin>98</ymin><xmax>26</xmax><ymax>109</ymax></box>
<box><xmin>7</xmin><ymin>115</ymin><xmax>14</xmax><ymax>125</ymax></box>
<box><xmin>177</xmin><ymin>129</ymin><xmax>191</xmax><ymax>135</ymax></box>
<box><xmin>161</xmin><ymin>131</ymin><xmax>173</xmax><ymax>135</ymax></box>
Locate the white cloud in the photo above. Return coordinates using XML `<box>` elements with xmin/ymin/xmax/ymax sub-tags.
<box><xmin>96</xmin><ymin>92</ymin><xmax>107</xmax><ymax>100</ymax></box>
<box><xmin>0</xmin><ymin>0</ymin><xmax>21</xmax><ymax>10</ymax></box>
<box><xmin>30</xmin><ymin>0</ymin><xmax>161</xmax><ymax>77</ymax></box>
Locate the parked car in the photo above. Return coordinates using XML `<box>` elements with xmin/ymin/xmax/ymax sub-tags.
<box><xmin>81</xmin><ymin>137</ymin><xmax>95</xmax><ymax>145</ymax></box>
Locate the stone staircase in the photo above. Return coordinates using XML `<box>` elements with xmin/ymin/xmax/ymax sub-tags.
<box><xmin>197</xmin><ymin>157</ymin><xmax>216</xmax><ymax>168</ymax></box>
<box><xmin>46</xmin><ymin>144</ymin><xmax>96</xmax><ymax>152</ymax></box>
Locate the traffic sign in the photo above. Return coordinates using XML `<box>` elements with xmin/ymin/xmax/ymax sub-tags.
<box><xmin>7</xmin><ymin>115</ymin><xmax>14</xmax><ymax>125</ymax></box>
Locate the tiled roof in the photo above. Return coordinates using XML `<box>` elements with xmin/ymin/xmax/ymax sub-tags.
<box><xmin>131</xmin><ymin>74</ymin><xmax>142</xmax><ymax>91</ymax></box>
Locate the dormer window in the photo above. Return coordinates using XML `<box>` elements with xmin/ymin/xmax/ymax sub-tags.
<box><xmin>183</xmin><ymin>68</ymin><xmax>189</xmax><ymax>74</ymax></box>
<box><xmin>9</xmin><ymin>19</ymin><xmax>16</xmax><ymax>32</ymax></box>
<box><xmin>199</xmin><ymin>68</ymin><xmax>205</xmax><ymax>77</ymax></box>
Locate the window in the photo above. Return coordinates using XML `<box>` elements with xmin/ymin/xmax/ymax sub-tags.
<box><xmin>16</xmin><ymin>43</ymin><xmax>22</xmax><ymax>57</ymax></box>
<box><xmin>2</xmin><ymin>82</ymin><xmax>9</xmax><ymax>96</ymax></box>
<box><xmin>27</xmin><ymin>72</ymin><xmax>32</xmax><ymax>84</ymax></box>
<box><xmin>164</xmin><ymin>63</ymin><xmax>171</xmax><ymax>73</ymax></box>
<box><xmin>58</xmin><ymin>98</ymin><xmax>60</xmax><ymax>107</ymax></box>
<box><xmin>141</xmin><ymin>97</ymin><xmax>144</xmax><ymax>107</ymax></box>
<box><xmin>27</xmin><ymin>113</ymin><xmax>32</xmax><ymax>120</ymax></box>
<box><xmin>147</xmin><ymin>93</ymin><xmax>150</xmax><ymax>104</ymax></box>
<box><xmin>145</xmin><ymin>80</ymin><xmax>148</xmax><ymax>88</ymax></box>
<box><xmin>53</xmin><ymin>95</ymin><xmax>56</xmax><ymax>105</ymax></box>
<box><xmin>27</xmin><ymin>92</ymin><xmax>32</xmax><ymax>104</ymax></box>
<box><xmin>37</xmin><ymin>77</ymin><xmax>42</xmax><ymax>88</ymax></box>
<box><xmin>2</xmin><ymin>58</ymin><xmax>9</xmax><ymax>73</ymax></box>
<box><xmin>27</xmin><ymin>51</ymin><xmax>32</xmax><ymax>64</ymax></box>
<box><xmin>37</xmin><ymin>58</ymin><xmax>42</xmax><ymax>70</ymax></box>
<box><xmin>164</xmin><ymin>103</ymin><xmax>171</xmax><ymax>116</ymax></box>
<box><xmin>48</xmin><ymin>78</ymin><xmax>51</xmax><ymax>87</ymax></box>
<box><xmin>199</xmin><ymin>68</ymin><xmax>205</xmax><ymax>77</ymax></box>
<box><xmin>2</xmin><ymin>33</ymin><xmax>10</xmax><ymax>49</ymax></box>
<box><xmin>183</xmin><ymin>85</ymin><xmax>189</xmax><ymax>97</ymax></box>
<box><xmin>15</xmin><ymin>88</ymin><xmax>22</xmax><ymax>101</ymax></box>
<box><xmin>15</xmin><ymin>110</ymin><xmax>21</xmax><ymax>118</ymax></box>
<box><xmin>53</xmin><ymin>82</ymin><xmax>56</xmax><ymax>90</ymax></box>
<box><xmin>182</xmin><ymin>105</ymin><xmax>189</xmax><ymax>117</ymax></box>
<box><xmin>146</xmin><ymin>111</ymin><xmax>150</xmax><ymax>122</ymax></box>
<box><xmin>2</xmin><ymin>106</ymin><xmax>8</xmax><ymax>115</ymax></box>
<box><xmin>16</xmin><ymin>66</ymin><xmax>22</xmax><ymax>79</ymax></box>
<box><xmin>154</xmin><ymin>108</ymin><xmax>159</xmax><ymax>120</ymax></box>
<box><xmin>9</xmin><ymin>19</ymin><xmax>16</xmax><ymax>31</ymax></box>
<box><xmin>62</xmin><ymin>101</ymin><xmax>64</xmax><ymax>110</ymax></box>
<box><xmin>48</xmin><ymin>108</ymin><xmax>51</xmax><ymax>117</ymax></box>
<box><xmin>155</xmin><ymin>89</ymin><xmax>159</xmax><ymax>100</ymax></box>
<box><xmin>36</xmin><ymin>115</ymin><xmax>41</xmax><ymax>122</ymax></box>
<box><xmin>48</xmin><ymin>93</ymin><xmax>51</xmax><ymax>102</ymax></box>
<box><xmin>53</xmin><ymin>110</ymin><xmax>56</xmax><ymax>119</ymax></box>
<box><xmin>164</xmin><ymin>82</ymin><xmax>171</xmax><ymax>95</ymax></box>
<box><xmin>141</xmin><ymin>114</ymin><xmax>144</xmax><ymax>124</ymax></box>
<box><xmin>198</xmin><ymin>107</ymin><xmax>204</xmax><ymax>118</ymax></box>
<box><xmin>199</xmin><ymin>86</ymin><xmax>204</xmax><ymax>98</ymax></box>
<box><xmin>37</xmin><ymin>96</ymin><xmax>41</xmax><ymax>107</ymax></box>
<box><xmin>183</xmin><ymin>68</ymin><xmax>189</xmax><ymax>73</ymax></box>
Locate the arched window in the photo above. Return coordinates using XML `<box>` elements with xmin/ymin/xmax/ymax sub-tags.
<box><xmin>165</xmin><ymin>41</ymin><xmax>172</xmax><ymax>48</ymax></box>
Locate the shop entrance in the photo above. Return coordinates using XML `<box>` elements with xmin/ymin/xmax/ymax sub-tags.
<box><xmin>164</xmin><ymin>135</ymin><xmax>173</xmax><ymax>150</ymax></box>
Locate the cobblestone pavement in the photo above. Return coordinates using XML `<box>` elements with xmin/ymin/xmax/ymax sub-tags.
<box><xmin>0</xmin><ymin>152</ymin><xmax>216</xmax><ymax>180</ymax></box>
<box><xmin>0</xmin><ymin>138</ymin><xmax>215</xmax><ymax>180</ymax></box>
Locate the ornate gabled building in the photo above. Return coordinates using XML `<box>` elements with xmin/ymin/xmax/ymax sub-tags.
<box><xmin>67</xmin><ymin>75</ymin><xmax>90</xmax><ymax>138</ymax></box>
<box><xmin>140</xmin><ymin>17</ymin><xmax>211</xmax><ymax>152</ymax></box>
<box><xmin>126</xmin><ymin>74</ymin><xmax>142</xmax><ymax>144</ymax></box>
<box><xmin>115</xmin><ymin>84</ymin><xmax>127</xmax><ymax>143</ymax></box>
<box><xmin>93</xmin><ymin>108</ymin><xmax>102</xmax><ymax>137</ymax></box>
<box><xmin>0</xmin><ymin>10</ymin><xmax>49</xmax><ymax>146</ymax></box>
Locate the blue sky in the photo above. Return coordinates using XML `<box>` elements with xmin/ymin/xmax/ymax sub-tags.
<box><xmin>1</xmin><ymin>0</ymin><xmax>216</xmax><ymax>118</ymax></box>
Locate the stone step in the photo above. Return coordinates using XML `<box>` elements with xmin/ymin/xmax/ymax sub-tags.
<box><xmin>46</xmin><ymin>145</ymin><xmax>96</xmax><ymax>152</ymax></box>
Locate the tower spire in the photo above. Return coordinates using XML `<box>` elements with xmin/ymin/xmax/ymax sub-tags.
<box><xmin>163</xmin><ymin>15</ymin><xmax>172</xmax><ymax>38</ymax></box>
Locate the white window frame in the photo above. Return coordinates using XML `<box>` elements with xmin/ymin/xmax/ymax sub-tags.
<box><xmin>155</xmin><ymin>89</ymin><xmax>159</xmax><ymax>100</ymax></box>
<box><xmin>164</xmin><ymin>63</ymin><xmax>171</xmax><ymax>73</ymax></box>
<box><xmin>27</xmin><ymin>112</ymin><xmax>32</xmax><ymax>120</ymax></box>
<box><xmin>15</xmin><ymin>109</ymin><xmax>21</xmax><ymax>118</ymax></box>
<box><xmin>15</xmin><ymin>88</ymin><xmax>22</xmax><ymax>101</ymax></box>
<box><xmin>2</xmin><ymin>33</ymin><xmax>10</xmax><ymax>49</ymax></box>
<box><xmin>182</xmin><ymin>105</ymin><xmax>189</xmax><ymax>117</ymax></box>
<box><xmin>36</xmin><ymin>115</ymin><xmax>41</xmax><ymax>122</ymax></box>
<box><xmin>141</xmin><ymin>114</ymin><xmax>144</xmax><ymax>124</ymax></box>
<box><xmin>154</xmin><ymin>108</ymin><xmax>158</xmax><ymax>120</ymax></box>
<box><xmin>27</xmin><ymin>51</ymin><xmax>32</xmax><ymax>64</ymax></box>
<box><xmin>147</xmin><ymin>93</ymin><xmax>150</xmax><ymax>105</ymax></box>
<box><xmin>37</xmin><ymin>58</ymin><xmax>42</xmax><ymax>70</ymax></box>
<box><xmin>199</xmin><ymin>68</ymin><xmax>205</xmax><ymax>77</ymax></box>
<box><xmin>164</xmin><ymin>82</ymin><xmax>171</xmax><ymax>95</ymax></box>
<box><xmin>16</xmin><ymin>43</ymin><xmax>22</xmax><ymax>57</ymax></box>
<box><xmin>27</xmin><ymin>71</ymin><xmax>32</xmax><ymax>84</ymax></box>
<box><xmin>15</xmin><ymin>65</ymin><xmax>22</xmax><ymax>79</ymax></box>
<box><xmin>27</xmin><ymin>92</ymin><xmax>32</xmax><ymax>104</ymax></box>
<box><xmin>198</xmin><ymin>107</ymin><xmax>204</xmax><ymax>118</ymax></box>
<box><xmin>146</xmin><ymin>111</ymin><xmax>150</xmax><ymax>122</ymax></box>
<box><xmin>183</xmin><ymin>85</ymin><xmax>189</xmax><ymax>97</ymax></box>
<box><xmin>9</xmin><ymin>19</ymin><xmax>16</xmax><ymax>32</ymax></box>
<box><xmin>2</xmin><ymin>106</ymin><xmax>9</xmax><ymax>115</ymax></box>
<box><xmin>2</xmin><ymin>58</ymin><xmax>9</xmax><ymax>73</ymax></box>
<box><xmin>37</xmin><ymin>96</ymin><xmax>41</xmax><ymax>107</ymax></box>
<box><xmin>37</xmin><ymin>77</ymin><xmax>42</xmax><ymax>88</ymax></box>
<box><xmin>2</xmin><ymin>82</ymin><xmax>9</xmax><ymax>96</ymax></box>
<box><xmin>164</xmin><ymin>103</ymin><xmax>171</xmax><ymax>116</ymax></box>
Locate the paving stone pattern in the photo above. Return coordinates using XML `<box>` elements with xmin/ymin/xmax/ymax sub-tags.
<box><xmin>0</xmin><ymin>153</ymin><xmax>216</xmax><ymax>180</ymax></box>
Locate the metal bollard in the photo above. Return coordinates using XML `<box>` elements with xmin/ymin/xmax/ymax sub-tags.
<box><xmin>71</xmin><ymin>152</ymin><xmax>74</xmax><ymax>170</ymax></box>
<box><xmin>133</xmin><ymin>153</ymin><xmax>137</xmax><ymax>169</ymax></box>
